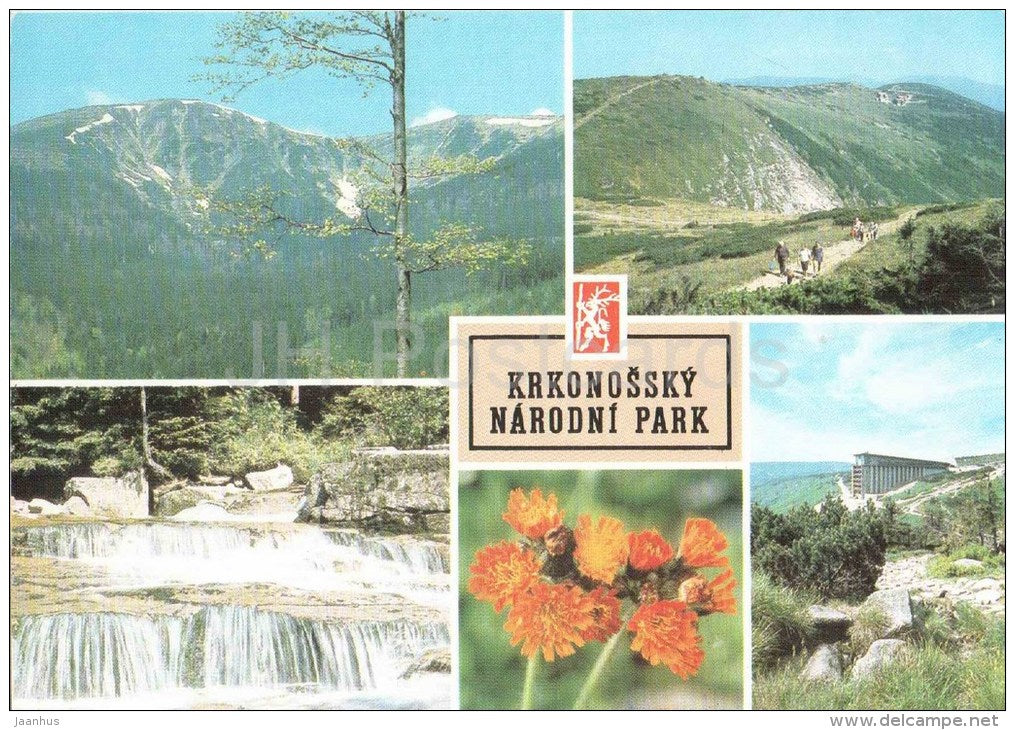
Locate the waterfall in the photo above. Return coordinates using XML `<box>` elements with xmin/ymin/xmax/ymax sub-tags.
<box><xmin>326</xmin><ymin>530</ymin><xmax>449</xmax><ymax>574</ymax></box>
<box><xmin>12</xmin><ymin>607</ymin><xmax>449</xmax><ymax>701</ymax></box>
<box><xmin>17</xmin><ymin>522</ymin><xmax>448</xmax><ymax>577</ymax></box>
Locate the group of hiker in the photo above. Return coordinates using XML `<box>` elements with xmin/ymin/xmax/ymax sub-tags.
<box><xmin>774</xmin><ymin>240</ymin><xmax>824</xmax><ymax>283</ymax></box>
<box><xmin>773</xmin><ymin>217</ymin><xmax>882</xmax><ymax>284</ymax></box>
<box><xmin>852</xmin><ymin>217</ymin><xmax>879</xmax><ymax>243</ymax></box>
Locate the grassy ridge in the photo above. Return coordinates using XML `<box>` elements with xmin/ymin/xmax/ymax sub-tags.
<box><xmin>575</xmin><ymin>76</ymin><xmax>1004</xmax><ymax>209</ymax></box>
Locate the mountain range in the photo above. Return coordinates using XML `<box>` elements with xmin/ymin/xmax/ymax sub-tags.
<box><xmin>574</xmin><ymin>75</ymin><xmax>1004</xmax><ymax>213</ymax></box>
<box><xmin>10</xmin><ymin>100</ymin><xmax>563</xmax><ymax>378</ymax></box>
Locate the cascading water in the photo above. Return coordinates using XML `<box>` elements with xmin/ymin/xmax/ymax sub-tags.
<box><xmin>12</xmin><ymin>521</ymin><xmax>451</xmax><ymax>708</ymax></box>
<box><xmin>12</xmin><ymin>607</ymin><xmax>448</xmax><ymax>701</ymax></box>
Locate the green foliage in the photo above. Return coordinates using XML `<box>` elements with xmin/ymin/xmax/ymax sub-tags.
<box><xmin>927</xmin><ymin>547</ymin><xmax>1004</xmax><ymax>579</ymax></box>
<box><xmin>750</xmin><ymin>472</ymin><xmax>841</xmax><ymax>513</ymax></box>
<box><xmin>318</xmin><ymin>386</ymin><xmax>448</xmax><ymax>449</ymax></box>
<box><xmin>754</xmin><ymin>616</ymin><xmax>1004</xmax><ymax>710</ymax></box>
<box><xmin>751</xmin><ymin>496</ymin><xmax>888</xmax><ymax>600</ymax></box>
<box><xmin>751</xmin><ymin>571</ymin><xmax>815</xmax><ymax>673</ymax></box>
<box><xmin>847</xmin><ymin>604</ymin><xmax>890</xmax><ymax>657</ymax></box>
<box><xmin>915</xmin><ymin>202</ymin><xmax>976</xmax><ymax>218</ymax></box>
<box><xmin>10</xmin><ymin>385</ymin><xmax>447</xmax><ymax>489</ymax></box>
<box><xmin>204</xmin><ymin>390</ymin><xmax>340</xmax><ymax>482</ymax></box>
<box><xmin>691</xmin><ymin>208</ymin><xmax>1004</xmax><ymax>315</ymax></box>
<box><xmin>920</xmin><ymin>477</ymin><xmax>1005</xmax><ymax>552</ymax></box>
<box><xmin>799</xmin><ymin>206</ymin><xmax>898</xmax><ymax>226</ymax></box>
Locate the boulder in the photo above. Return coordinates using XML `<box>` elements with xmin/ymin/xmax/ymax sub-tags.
<box><xmin>11</xmin><ymin>497</ymin><xmax>30</xmax><ymax>515</ymax></box>
<box><xmin>401</xmin><ymin>648</ymin><xmax>451</xmax><ymax>678</ymax></box>
<box><xmin>245</xmin><ymin>464</ymin><xmax>294</xmax><ymax>492</ymax></box>
<box><xmin>64</xmin><ymin>470</ymin><xmax>148</xmax><ymax>518</ymax></box>
<box><xmin>64</xmin><ymin>495</ymin><xmax>92</xmax><ymax>516</ymax></box>
<box><xmin>171</xmin><ymin>502</ymin><xmax>233</xmax><ymax>522</ymax></box>
<box><xmin>800</xmin><ymin>644</ymin><xmax>843</xmax><ymax>682</ymax></box>
<box><xmin>863</xmin><ymin>588</ymin><xmax>913</xmax><ymax>637</ymax></box>
<box><xmin>808</xmin><ymin>605</ymin><xmax>853</xmax><ymax>643</ymax></box>
<box><xmin>298</xmin><ymin>449</ymin><xmax>449</xmax><ymax>533</ymax></box>
<box><xmin>953</xmin><ymin>558</ymin><xmax>984</xmax><ymax>570</ymax></box>
<box><xmin>28</xmin><ymin>498</ymin><xmax>66</xmax><ymax>516</ymax></box>
<box><xmin>851</xmin><ymin>639</ymin><xmax>907</xmax><ymax>680</ymax></box>
<box><xmin>154</xmin><ymin>486</ymin><xmax>227</xmax><ymax>517</ymax></box>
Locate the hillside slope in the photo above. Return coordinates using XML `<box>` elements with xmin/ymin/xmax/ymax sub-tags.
<box><xmin>574</xmin><ymin>76</ymin><xmax>1004</xmax><ymax>212</ymax></box>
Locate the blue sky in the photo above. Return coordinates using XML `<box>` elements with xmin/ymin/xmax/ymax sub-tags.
<box><xmin>574</xmin><ymin>10</ymin><xmax>1004</xmax><ymax>87</ymax></box>
<box><xmin>751</xmin><ymin>321</ymin><xmax>1004</xmax><ymax>463</ymax></box>
<box><xmin>10</xmin><ymin>11</ymin><xmax>564</xmax><ymax>136</ymax></box>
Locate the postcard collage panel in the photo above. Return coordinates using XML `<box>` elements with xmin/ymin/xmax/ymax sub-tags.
<box><xmin>8</xmin><ymin>10</ymin><xmax>1005</xmax><ymax>713</ymax></box>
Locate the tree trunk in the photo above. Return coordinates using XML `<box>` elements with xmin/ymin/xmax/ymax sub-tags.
<box><xmin>391</xmin><ymin>11</ymin><xmax>410</xmax><ymax>377</ymax></box>
<box><xmin>140</xmin><ymin>387</ymin><xmax>173</xmax><ymax>483</ymax></box>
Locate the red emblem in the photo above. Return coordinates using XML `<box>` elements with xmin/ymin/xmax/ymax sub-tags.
<box><xmin>572</xmin><ymin>279</ymin><xmax>623</xmax><ymax>355</ymax></box>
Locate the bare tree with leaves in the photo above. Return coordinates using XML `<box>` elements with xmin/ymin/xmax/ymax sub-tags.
<box><xmin>199</xmin><ymin>11</ymin><xmax>527</xmax><ymax>376</ymax></box>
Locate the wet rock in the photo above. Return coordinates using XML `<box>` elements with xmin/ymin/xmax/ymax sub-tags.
<box><xmin>245</xmin><ymin>464</ymin><xmax>294</xmax><ymax>492</ymax></box>
<box><xmin>154</xmin><ymin>486</ymin><xmax>227</xmax><ymax>517</ymax></box>
<box><xmin>863</xmin><ymin>588</ymin><xmax>912</xmax><ymax>637</ymax></box>
<box><xmin>64</xmin><ymin>496</ymin><xmax>92</xmax><ymax>516</ymax></box>
<box><xmin>64</xmin><ymin>470</ymin><xmax>148</xmax><ymax>518</ymax></box>
<box><xmin>402</xmin><ymin>648</ymin><xmax>451</xmax><ymax>678</ymax></box>
<box><xmin>801</xmin><ymin>644</ymin><xmax>843</xmax><ymax>682</ymax></box>
<box><xmin>851</xmin><ymin>639</ymin><xmax>907</xmax><ymax>680</ymax></box>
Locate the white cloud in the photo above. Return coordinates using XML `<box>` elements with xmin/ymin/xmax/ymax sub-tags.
<box><xmin>85</xmin><ymin>90</ymin><xmax>115</xmax><ymax>106</ymax></box>
<box><xmin>410</xmin><ymin>107</ymin><xmax>457</xmax><ymax>127</ymax></box>
<box><xmin>530</xmin><ymin>107</ymin><xmax>556</xmax><ymax>117</ymax></box>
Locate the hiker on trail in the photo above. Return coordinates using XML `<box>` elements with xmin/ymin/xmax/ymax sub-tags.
<box><xmin>853</xmin><ymin>217</ymin><xmax>862</xmax><ymax>241</ymax></box>
<box><xmin>872</xmin><ymin>222</ymin><xmax>879</xmax><ymax>241</ymax></box>
<box><xmin>812</xmin><ymin>243</ymin><xmax>824</xmax><ymax>274</ymax></box>
<box><xmin>799</xmin><ymin>246</ymin><xmax>811</xmax><ymax>275</ymax></box>
<box><xmin>775</xmin><ymin>241</ymin><xmax>789</xmax><ymax>275</ymax></box>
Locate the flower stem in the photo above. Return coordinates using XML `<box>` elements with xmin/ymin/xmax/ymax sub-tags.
<box><xmin>521</xmin><ymin>654</ymin><xmax>537</xmax><ymax>710</ymax></box>
<box><xmin>573</xmin><ymin>628</ymin><xmax>625</xmax><ymax>710</ymax></box>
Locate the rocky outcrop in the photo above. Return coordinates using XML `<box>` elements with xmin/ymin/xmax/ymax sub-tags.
<box><xmin>298</xmin><ymin>448</ymin><xmax>449</xmax><ymax>533</ymax></box>
<box><xmin>808</xmin><ymin>605</ymin><xmax>853</xmax><ymax>644</ymax></box>
<box><xmin>245</xmin><ymin>464</ymin><xmax>294</xmax><ymax>492</ymax></box>
<box><xmin>63</xmin><ymin>470</ymin><xmax>148</xmax><ymax>518</ymax></box>
<box><xmin>863</xmin><ymin>588</ymin><xmax>913</xmax><ymax>637</ymax></box>
<box><xmin>851</xmin><ymin>639</ymin><xmax>907</xmax><ymax>680</ymax></box>
<box><xmin>801</xmin><ymin>644</ymin><xmax>843</xmax><ymax>682</ymax></box>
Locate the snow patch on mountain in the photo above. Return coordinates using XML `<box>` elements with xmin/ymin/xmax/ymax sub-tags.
<box><xmin>66</xmin><ymin>113</ymin><xmax>115</xmax><ymax>144</ymax></box>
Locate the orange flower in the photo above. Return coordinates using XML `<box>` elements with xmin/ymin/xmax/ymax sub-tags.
<box><xmin>503</xmin><ymin>488</ymin><xmax>564</xmax><ymax>540</ymax></box>
<box><xmin>678</xmin><ymin>518</ymin><xmax>730</xmax><ymax>568</ymax></box>
<box><xmin>504</xmin><ymin>582</ymin><xmax>593</xmax><ymax>661</ymax></box>
<box><xmin>467</xmin><ymin>541</ymin><xmax>541</xmax><ymax>612</ymax></box>
<box><xmin>574</xmin><ymin>514</ymin><xmax>630</xmax><ymax>583</ymax></box>
<box><xmin>580</xmin><ymin>587</ymin><xmax>622</xmax><ymax>642</ymax></box>
<box><xmin>628</xmin><ymin>600</ymin><xmax>705</xmax><ymax>679</ymax></box>
<box><xmin>677</xmin><ymin>569</ymin><xmax>737</xmax><ymax>615</ymax></box>
<box><xmin>627</xmin><ymin>529</ymin><xmax>675</xmax><ymax>571</ymax></box>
